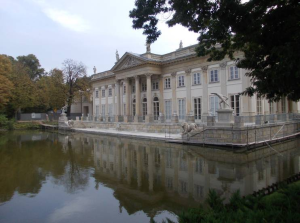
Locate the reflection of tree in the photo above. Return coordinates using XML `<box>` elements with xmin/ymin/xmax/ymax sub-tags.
<box><xmin>0</xmin><ymin>132</ymin><xmax>94</xmax><ymax>203</ymax></box>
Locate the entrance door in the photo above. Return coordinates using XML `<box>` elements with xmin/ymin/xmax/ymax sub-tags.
<box><xmin>142</xmin><ymin>98</ymin><xmax>147</xmax><ymax>120</ymax></box>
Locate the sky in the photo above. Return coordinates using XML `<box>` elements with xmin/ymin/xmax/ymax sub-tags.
<box><xmin>0</xmin><ymin>0</ymin><xmax>199</xmax><ymax>75</ymax></box>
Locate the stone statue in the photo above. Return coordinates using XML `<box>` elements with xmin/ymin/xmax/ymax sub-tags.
<box><xmin>61</xmin><ymin>105</ymin><xmax>67</xmax><ymax>114</ymax></box>
<box><xmin>93</xmin><ymin>66</ymin><xmax>96</xmax><ymax>74</ymax></box>
<box><xmin>146</xmin><ymin>42</ymin><xmax>151</xmax><ymax>53</ymax></box>
<box><xmin>179</xmin><ymin>40</ymin><xmax>183</xmax><ymax>49</ymax></box>
<box><xmin>211</xmin><ymin>93</ymin><xmax>230</xmax><ymax>109</ymax></box>
<box><xmin>116</xmin><ymin>50</ymin><xmax>120</xmax><ymax>61</ymax></box>
<box><xmin>181</xmin><ymin>122</ymin><xmax>199</xmax><ymax>135</ymax></box>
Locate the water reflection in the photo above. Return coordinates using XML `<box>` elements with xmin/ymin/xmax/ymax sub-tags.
<box><xmin>0</xmin><ymin>131</ymin><xmax>299</xmax><ymax>222</ymax></box>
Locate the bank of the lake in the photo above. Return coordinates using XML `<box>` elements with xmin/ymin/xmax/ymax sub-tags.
<box><xmin>0</xmin><ymin>130</ymin><xmax>300</xmax><ymax>223</ymax></box>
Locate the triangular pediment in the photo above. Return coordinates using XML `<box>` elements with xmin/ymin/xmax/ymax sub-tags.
<box><xmin>111</xmin><ymin>53</ymin><xmax>148</xmax><ymax>71</ymax></box>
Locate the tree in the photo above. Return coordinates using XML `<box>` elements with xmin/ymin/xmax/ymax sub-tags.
<box><xmin>0</xmin><ymin>55</ymin><xmax>14</xmax><ymax>110</ymax></box>
<box><xmin>62</xmin><ymin>59</ymin><xmax>87</xmax><ymax>116</ymax></box>
<box><xmin>17</xmin><ymin>54</ymin><xmax>45</xmax><ymax>80</ymax></box>
<box><xmin>130</xmin><ymin>0</ymin><xmax>300</xmax><ymax>101</ymax></box>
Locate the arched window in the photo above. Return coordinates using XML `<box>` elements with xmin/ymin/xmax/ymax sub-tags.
<box><xmin>153</xmin><ymin>97</ymin><xmax>159</xmax><ymax>120</ymax></box>
<box><xmin>142</xmin><ymin>98</ymin><xmax>147</xmax><ymax>121</ymax></box>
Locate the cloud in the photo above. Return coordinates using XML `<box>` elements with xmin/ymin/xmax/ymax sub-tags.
<box><xmin>43</xmin><ymin>8</ymin><xmax>90</xmax><ymax>32</ymax></box>
<box><xmin>31</xmin><ymin>0</ymin><xmax>90</xmax><ymax>32</ymax></box>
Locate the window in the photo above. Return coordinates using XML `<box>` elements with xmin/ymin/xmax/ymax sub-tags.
<box><xmin>96</xmin><ymin>90</ymin><xmax>99</xmax><ymax>98</ymax></box>
<box><xmin>210</xmin><ymin>96</ymin><xmax>219</xmax><ymax>116</ymax></box>
<box><xmin>257</xmin><ymin>96</ymin><xmax>262</xmax><ymax>115</ymax></box>
<box><xmin>101</xmin><ymin>105</ymin><xmax>105</xmax><ymax>116</ymax></box>
<box><xmin>152</xmin><ymin>81</ymin><xmax>159</xmax><ymax>90</ymax></box>
<box><xmin>123</xmin><ymin>85</ymin><xmax>126</xmax><ymax>94</ymax></box>
<box><xmin>132</xmin><ymin>85</ymin><xmax>135</xmax><ymax>93</ymax></box>
<box><xmin>153</xmin><ymin>97</ymin><xmax>159</xmax><ymax>120</ymax></box>
<box><xmin>141</xmin><ymin>82</ymin><xmax>147</xmax><ymax>92</ymax></box>
<box><xmin>178</xmin><ymin>75</ymin><xmax>185</xmax><ymax>87</ymax></box>
<box><xmin>166</xmin><ymin>177</ymin><xmax>173</xmax><ymax>189</ymax></box>
<box><xmin>180</xmin><ymin>181</ymin><xmax>188</xmax><ymax>194</ymax></box>
<box><xmin>230</xmin><ymin>95</ymin><xmax>240</xmax><ymax>116</ymax></box>
<box><xmin>96</xmin><ymin>105</ymin><xmax>99</xmax><ymax>117</ymax></box>
<box><xmin>194</xmin><ymin>98</ymin><xmax>201</xmax><ymax>120</ymax></box>
<box><xmin>109</xmin><ymin>104</ymin><xmax>113</xmax><ymax>117</ymax></box>
<box><xmin>165</xmin><ymin>100</ymin><xmax>172</xmax><ymax>120</ymax></box>
<box><xmin>210</xmin><ymin>70</ymin><xmax>219</xmax><ymax>82</ymax></box>
<box><xmin>193</xmin><ymin>73</ymin><xmax>201</xmax><ymax>85</ymax></box>
<box><xmin>102</xmin><ymin>89</ymin><xmax>105</xmax><ymax>97</ymax></box>
<box><xmin>281</xmin><ymin>98</ymin><xmax>286</xmax><ymax>113</ymax></box>
<box><xmin>132</xmin><ymin>99</ymin><xmax>136</xmax><ymax>116</ymax></box>
<box><xmin>123</xmin><ymin>103</ymin><xmax>126</xmax><ymax>115</ymax></box>
<box><xmin>142</xmin><ymin>98</ymin><xmax>147</xmax><ymax>120</ymax></box>
<box><xmin>108</xmin><ymin>88</ymin><xmax>112</xmax><ymax>96</ymax></box>
<box><xmin>195</xmin><ymin>158</ymin><xmax>203</xmax><ymax>174</ymax></box>
<box><xmin>194</xmin><ymin>185</ymin><xmax>204</xmax><ymax>198</ymax></box>
<box><xmin>165</xmin><ymin>78</ymin><xmax>171</xmax><ymax>89</ymax></box>
<box><xmin>178</xmin><ymin>98</ymin><xmax>186</xmax><ymax>120</ymax></box>
<box><xmin>229</xmin><ymin>66</ymin><xmax>239</xmax><ymax>80</ymax></box>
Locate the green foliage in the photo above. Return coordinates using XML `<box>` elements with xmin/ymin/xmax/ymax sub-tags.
<box><xmin>130</xmin><ymin>0</ymin><xmax>300</xmax><ymax>101</ymax></box>
<box><xmin>16</xmin><ymin>54</ymin><xmax>45</xmax><ymax>80</ymax></box>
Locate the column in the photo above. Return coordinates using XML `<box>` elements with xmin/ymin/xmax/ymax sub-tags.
<box><xmin>115</xmin><ymin>81</ymin><xmax>121</xmax><ymax>121</ymax></box>
<box><xmin>185</xmin><ymin>69</ymin><xmax>194</xmax><ymax>122</ymax></box>
<box><xmin>145</xmin><ymin>74</ymin><xmax>153</xmax><ymax>123</ymax></box>
<box><xmin>126</xmin><ymin>144</ymin><xmax>132</xmax><ymax>185</ymax></box>
<box><xmin>124</xmin><ymin>78</ymin><xmax>131</xmax><ymax>122</ymax></box>
<box><xmin>201</xmin><ymin>66</ymin><xmax>209</xmax><ymax>118</ymax></box>
<box><xmin>120</xmin><ymin>81</ymin><xmax>123</xmax><ymax>117</ymax></box>
<box><xmin>99</xmin><ymin>86</ymin><xmax>102</xmax><ymax>121</ymax></box>
<box><xmin>105</xmin><ymin>85</ymin><xmax>108</xmax><ymax>120</ymax></box>
<box><xmin>171</xmin><ymin>72</ymin><xmax>179</xmax><ymax>123</ymax></box>
<box><xmin>220</xmin><ymin>62</ymin><xmax>227</xmax><ymax>96</ymax></box>
<box><xmin>158</xmin><ymin>75</ymin><xmax>165</xmax><ymax>122</ymax></box>
<box><xmin>136</xmin><ymin>148</ymin><xmax>142</xmax><ymax>188</ymax></box>
<box><xmin>146</xmin><ymin>146</ymin><xmax>154</xmax><ymax>192</ymax></box>
<box><xmin>112</xmin><ymin>84</ymin><xmax>115</xmax><ymax>119</ymax></box>
<box><xmin>134</xmin><ymin>75</ymin><xmax>141</xmax><ymax>122</ymax></box>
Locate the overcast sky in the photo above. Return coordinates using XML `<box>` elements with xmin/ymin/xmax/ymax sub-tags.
<box><xmin>0</xmin><ymin>0</ymin><xmax>199</xmax><ymax>75</ymax></box>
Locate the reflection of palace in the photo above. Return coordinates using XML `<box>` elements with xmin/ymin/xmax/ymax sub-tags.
<box><xmin>70</xmin><ymin>133</ymin><xmax>300</xmax><ymax>211</ymax></box>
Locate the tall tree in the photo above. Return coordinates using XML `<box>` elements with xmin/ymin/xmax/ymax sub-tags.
<box><xmin>130</xmin><ymin>0</ymin><xmax>300</xmax><ymax>101</ymax></box>
<box><xmin>0</xmin><ymin>55</ymin><xmax>14</xmax><ymax>110</ymax></box>
<box><xmin>62</xmin><ymin>59</ymin><xmax>87</xmax><ymax>116</ymax></box>
<box><xmin>17</xmin><ymin>54</ymin><xmax>45</xmax><ymax>80</ymax></box>
<box><xmin>48</xmin><ymin>69</ymin><xmax>67</xmax><ymax>111</ymax></box>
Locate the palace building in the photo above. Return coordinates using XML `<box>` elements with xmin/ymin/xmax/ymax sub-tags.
<box><xmin>90</xmin><ymin>43</ymin><xmax>300</xmax><ymax>124</ymax></box>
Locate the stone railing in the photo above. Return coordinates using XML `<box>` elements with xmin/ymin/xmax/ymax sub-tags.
<box><xmin>91</xmin><ymin>71</ymin><xmax>114</xmax><ymax>80</ymax></box>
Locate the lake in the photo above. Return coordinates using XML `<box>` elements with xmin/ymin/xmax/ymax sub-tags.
<box><xmin>0</xmin><ymin>131</ymin><xmax>299</xmax><ymax>223</ymax></box>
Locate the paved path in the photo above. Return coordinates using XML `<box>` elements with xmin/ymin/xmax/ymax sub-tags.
<box><xmin>73</xmin><ymin>128</ymin><xmax>182</xmax><ymax>141</ymax></box>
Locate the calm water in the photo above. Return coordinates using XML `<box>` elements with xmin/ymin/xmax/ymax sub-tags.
<box><xmin>0</xmin><ymin>131</ymin><xmax>300</xmax><ymax>223</ymax></box>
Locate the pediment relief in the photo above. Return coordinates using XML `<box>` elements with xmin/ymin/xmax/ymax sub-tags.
<box><xmin>115</xmin><ymin>56</ymin><xmax>144</xmax><ymax>71</ymax></box>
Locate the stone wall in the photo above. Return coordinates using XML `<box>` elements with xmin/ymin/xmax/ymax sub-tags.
<box><xmin>73</xmin><ymin>121</ymin><xmax>182</xmax><ymax>134</ymax></box>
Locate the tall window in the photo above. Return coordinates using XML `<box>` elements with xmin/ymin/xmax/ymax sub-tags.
<box><xmin>152</xmin><ymin>81</ymin><xmax>159</xmax><ymax>90</ymax></box>
<box><xmin>109</xmin><ymin>104</ymin><xmax>113</xmax><ymax>117</ymax></box>
<box><xmin>153</xmin><ymin>97</ymin><xmax>159</xmax><ymax>120</ymax></box>
<box><xmin>165</xmin><ymin>100</ymin><xmax>172</xmax><ymax>120</ymax></box>
<box><xmin>210</xmin><ymin>70</ymin><xmax>219</xmax><ymax>82</ymax></box>
<box><xmin>195</xmin><ymin>158</ymin><xmax>203</xmax><ymax>174</ymax></box>
<box><xmin>210</xmin><ymin>96</ymin><xmax>219</xmax><ymax>116</ymax></box>
<box><xmin>96</xmin><ymin>105</ymin><xmax>99</xmax><ymax>117</ymax></box>
<box><xmin>96</xmin><ymin>91</ymin><xmax>99</xmax><ymax>98</ymax></box>
<box><xmin>142</xmin><ymin>82</ymin><xmax>147</xmax><ymax>92</ymax></box>
<box><xmin>178</xmin><ymin>75</ymin><xmax>185</xmax><ymax>87</ymax></box>
<box><xmin>165</xmin><ymin>78</ymin><xmax>171</xmax><ymax>89</ymax></box>
<box><xmin>178</xmin><ymin>98</ymin><xmax>186</xmax><ymax>120</ymax></box>
<box><xmin>142</xmin><ymin>98</ymin><xmax>147</xmax><ymax>120</ymax></box>
<box><xmin>132</xmin><ymin>85</ymin><xmax>135</xmax><ymax>93</ymax></box>
<box><xmin>193</xmin><ymin>73</ymin><xmax>201</xmax><ymax>85</ymax></box>
<box><xmin>102</xmin><ymin>89</ymin><xmax>105</xmax><ymax>97</ymax></box>
<box><xmin>101</xmin><ymin>105</ymin><xmax>105</xmax><ymax>116</ymax></box>
<box><xmin>256</xmin><ymin>96</ymin><xmax>262</xmax><ymax>115</ymax></box>
<box><xmin>281</xmin><ymin>98</ymin><xmax>286</xmax><ymax>113</ymax></box>
<box><xmin>123</xmin><ymin>85</ymin><xmax>126</xmax><ymax>94</ymax></box>
<box><xmin>230</xmin><ymin>95</ymin><xmax>240</xmax><ymax>116</ymax></box>
<box><xmin>194</xmin><ymin>98</ymin><xmax>201</xmax><ymax>120</ymax></box>
<box><xmin>132</xmin><ymin>99</ymin><xmax>136</xmax><ymax>116</ymax></box>
<box><xmin>108</xmin><ymin>88</ymin><xmax>112</xmax><ymax>96</ymax></box>
<box><xmin>229</xmin><ymin>66</ymin><xmax>239</xmax><ymax>80</ymax></box>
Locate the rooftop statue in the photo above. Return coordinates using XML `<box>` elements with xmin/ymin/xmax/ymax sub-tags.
<box><xmin>146</xmin><ymin>42</ymin><xmax>151</xmax><ymax>53</ymax></box>
<box><xmin>116</xmin><ymin>50</ymin><xmax>120</xmax><ymax>61</ymax></box>
<box><xmin>179</xmin><ymin>40</ymin><xmax>183</xmax><ymax>49</ymax></box>
<box><xmin>93</xmin><ymin>66</ymin><xmax>96</xmax><ymax>74</ymax></box>
<box><xmin>211</xmin><ymin>93</ymin><xmax>230</xmax><ymax>109</ymax></box>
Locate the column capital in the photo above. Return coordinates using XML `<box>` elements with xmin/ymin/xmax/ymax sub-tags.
<box><xmin>111</xmin><ymin>84</ymin><xmax>115</xmax><ymax>88</ymax></box>
<box><xmin>185</xmin><ymin>68</ymin><xmax>192</xmax><ymax>75</ymax></box>
<box><xmin>134</xmin><ymin>75</ymin><xmax>140</xmax><ymax>81</ymax></box>
<box><xmin>220</xmin><ymin>62</ymin><xmax>227</xmax><ymax>69</ymax></box>
<box><xmin>105</xmin><ymin>85</ymin><xmax>108</xmax><ymax>89</ymax></box>
<box><xmin>145</xmin><ymin>73</ymin><xmax>152</xmax><ymax>78</ymax></box>
<box><xmin>171</xmin><ymin>72</ymin><xmax>177</xmax><ymax>77</ymax></box>
<box><xmin>201</xmin><ymin>65</ymin><xmax>208</xmax><ymax>72</ymax></box>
